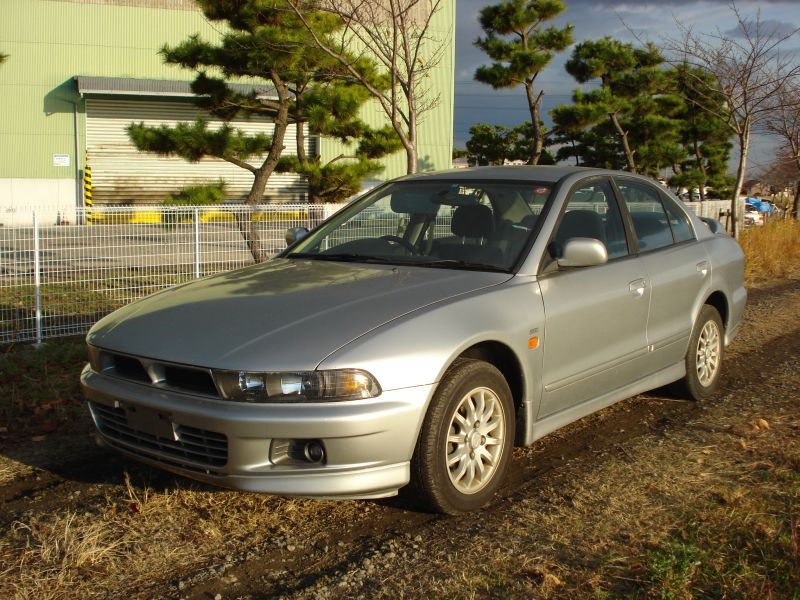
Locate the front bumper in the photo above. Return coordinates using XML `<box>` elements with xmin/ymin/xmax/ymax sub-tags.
<box><xmin>81</xmin><ymin>365</ymin><xmax>434</xmax><ymax>499</ymax></box>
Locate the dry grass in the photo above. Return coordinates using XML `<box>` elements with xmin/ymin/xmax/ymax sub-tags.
<box><xmin>740</xmin><ymin>219</ymin><xmax>800</xmax><ymax>285</ymax></box>
<box><xmin>0</xmin><ymin>463</ymin><xmax>369</xmax><ymax>599</ymax></box>
<box><xmin>3</xmin><ymin>513</ymin><xmax>130</xmax><ymax>600</ymax></box>
<box><xmin>1</xmin><ymin>235</ymin><xmax>798</xmax><ymax>599</ymax></box>
<box><xmin>341</xmin><ymin>367</ymin><xmax>800</xmax><ymax>600</ymax></box>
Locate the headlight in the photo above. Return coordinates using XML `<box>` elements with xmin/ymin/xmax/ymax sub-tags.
<box><xmin>213</xmin><ymin>369</ymin><xmax>381</xmax><ymax>403</ymax></box>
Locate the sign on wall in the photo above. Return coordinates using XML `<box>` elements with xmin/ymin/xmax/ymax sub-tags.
<box><xmin>52</xmin><ymin>154</ymin><xmax>71</xmax><ymax>167</ymax></box>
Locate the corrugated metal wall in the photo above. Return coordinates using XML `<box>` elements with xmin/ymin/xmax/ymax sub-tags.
<box><xmin>85</xmin><ymin>98</ymin><xmax>310</xmax><ymax>204</ymax></box>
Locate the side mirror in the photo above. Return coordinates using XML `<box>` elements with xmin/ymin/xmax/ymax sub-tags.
<box><xmin>285</xmin><ymin>226</ymin><xmax>309</xmax><ymax>246</ymax></box>
<box><xmin>699</xmin><ymin>217</ymin><xmax>726</xmax><ymax>235</ymax></box>
<box><xmin>557</xmin><ymin>238</ymin><xmax>608</xmax><ymax>268</ymax></box>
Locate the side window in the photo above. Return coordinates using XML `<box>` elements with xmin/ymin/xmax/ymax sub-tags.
<box><xmin>661</xmin><ymin>193</ymin><xmax>696</xmax><ymax>243</ymax></box>
<box><xmin>616</xmin><ymin>179</ymin><xmax>674</xmax><ymax>252</ymax></box>
<box><xmin>553</xmin><ymin>179</ymin><xmax>628</xmax><ymax>260</ymax></box>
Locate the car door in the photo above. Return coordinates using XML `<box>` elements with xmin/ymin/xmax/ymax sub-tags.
<box><xmin>538</xmin><ymin>177</ymin><xmax>651</xmax><ymax>419</ymax></box>
<box><xmin>614</xmin><ymin>177</ymin><xmax>711</xmax><ymax>368</ymax></box>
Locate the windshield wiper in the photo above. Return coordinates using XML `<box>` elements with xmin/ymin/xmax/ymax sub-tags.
<box><xmin>286</xmin><ymin>252</ymin><xmax>391</xmax><ymax>263</ymax></box>
<box><xmin>414</xmin><ymin>259</ymin><xmax>510</xmax><ymax>273</ymax></box>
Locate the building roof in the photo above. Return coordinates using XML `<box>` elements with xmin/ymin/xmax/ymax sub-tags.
<box><xmin>75</xmin><ymin>76</ymin><xmax>276</xmax><ymax>99</ymax></box>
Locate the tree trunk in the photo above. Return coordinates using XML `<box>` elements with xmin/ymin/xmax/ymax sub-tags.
<box><xmin>295</xmin><ymin>119</ymin><xmax>307</xmax><ymax>166</ymax></box>
<box><xmin>610</xmin><ymin>113</ymin><xmax>637</xmax><ymax>173</ymax></box>
<box><xmin>525</xmin><ymin>83</ymin><xmax>543</xmax><ymax>165</ymax></box>
<box><xmin>239</xmin><ymin>81</ymin><xmax>292</xmax><ymax>263</ymax></box>
<box><xmin>790</xmin><ymin>178</ymin><xmax>800</xmax><ymax>221</ymax></box>
<box><xmin>405</xmin><ymin>114</ymin><xmax>418</xmax><ymax>174</ymax></box>
<box><xmin>233</xmin><ymin>209</ymin><xmax>269</xmax><ymax>264</ymax></box>
<box><xmin>730</xmin><ymin>132</ymin><xmax>749</xmax><ymax>239</ymax></box>
<box><xmin>694</xmin><ymin>140</ymin><xmax>708</xmax><ymax>203</ymax></box>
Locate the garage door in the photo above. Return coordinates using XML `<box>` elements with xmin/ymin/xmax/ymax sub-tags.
<box><xmin>85</xmin><ymin>98</ymin><xmax>311</xmax><ymax>204</ymax></box>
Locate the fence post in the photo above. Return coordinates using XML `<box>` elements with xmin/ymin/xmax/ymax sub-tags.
<box><xmin>194</xmin><ymin>207</ymin><xmax>201</xmax><ymax>279</ymax></box>
<box><xmin>33</xmin><ymin>211</ymin><xmax>43</xmax><ymax>344</ymax></box>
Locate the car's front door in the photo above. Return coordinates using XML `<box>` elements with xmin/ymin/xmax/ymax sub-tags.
<box><xmin>538</xmin><ymin>177</ymin><xmax>651</xmax><ymax>419</ymax></box>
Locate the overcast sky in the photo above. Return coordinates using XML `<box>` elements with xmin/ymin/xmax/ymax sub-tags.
<box><xmin>453</xmin><ymin>0</ymin><xmax>800</xmax><ymax>173</ymax></box>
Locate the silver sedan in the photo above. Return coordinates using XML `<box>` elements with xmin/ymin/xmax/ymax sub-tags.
<box><xmin>81</xmin><ymin>166</ymin><xmax>746</xmax><ymax>513</ymax></box>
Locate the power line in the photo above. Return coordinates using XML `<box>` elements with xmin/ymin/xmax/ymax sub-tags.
<box><xmin>456</xmin><ymin>93</ymin><xmax>576</xmax><ymax>97</ymax></box>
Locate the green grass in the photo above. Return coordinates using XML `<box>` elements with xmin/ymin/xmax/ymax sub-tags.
<box><xmin>646</xmin><ymin>540</ymin><xmax>703</xmax><ymax>599</ymax></box>
<box><xmin>0</xmin><ymin>336</ymin><xmax>88</xmax><ymax>427</ymax></box>
<box><xmin>1</xmin><ymin>270</ymin><xmax>188</xmax><ymax>343</ymax></box>
<box><xmin>642</xmin><ymin>469</ymin><xmax>800</xmax><ymax>598</ymax></box>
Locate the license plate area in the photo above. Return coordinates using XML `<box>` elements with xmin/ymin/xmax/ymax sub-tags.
<box><xmin>123</xmin><ymin>405</ymin><xmax>177</xmax><ymax>441</ymax></box>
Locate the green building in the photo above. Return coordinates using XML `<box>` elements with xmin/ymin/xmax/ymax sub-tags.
<box><xmin>0</xmin><ymin>0</ymin><xmax>454</xmax><ymax>220</ymax></box>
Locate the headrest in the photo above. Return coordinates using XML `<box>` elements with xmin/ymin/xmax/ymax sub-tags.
<box><xmin>556</xmin><ymin>210</ymin><xmax>606</xmax><ymax>244</ymax></box>
<box><xmin>452</xmin><ymin>204</ymin><xmax>494</xmax><ymax>238</ymax></box>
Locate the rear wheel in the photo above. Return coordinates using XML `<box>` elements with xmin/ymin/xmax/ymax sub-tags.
<box><xmin>409</xmin><ymin>359</ymin><xmax>514</xmax><ymax>514</ymax></box>
<box><xmin>673</xmin><ymin>305</ymin><xmax>724</xmax><ymax>400</ymax></box>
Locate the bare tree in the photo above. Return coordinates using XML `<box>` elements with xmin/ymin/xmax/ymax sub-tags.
<box><xmin>662</xmin><ymin>4</ymin><xmax>800</xmax><ymax>237</ymax></box>
<box><xmin>765</xmin><ymin>79</ymin><xmax>800</xmax><ymax>219</ymax></box>
<box><xmin>287</xmin><ymin>0</ymin><xmax>447</xmax><ymax>174</ymax></box>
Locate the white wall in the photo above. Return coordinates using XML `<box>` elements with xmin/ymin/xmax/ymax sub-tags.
<box><xmin>0</xmin><ymin>179</ymin><xmax>78</xmax><ymax>226</ymax></box>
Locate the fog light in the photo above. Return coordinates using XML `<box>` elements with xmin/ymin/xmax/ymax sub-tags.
<box><xmin>303</xmin><ymin>440</ymin><xmax>325</xmax><ymax>464</ymax></box>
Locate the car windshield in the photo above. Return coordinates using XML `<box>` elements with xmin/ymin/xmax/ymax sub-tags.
<box><xmin>284</xmin><ymin>180</ymin><xmax>554</xmax><ymax>271</ymax></box>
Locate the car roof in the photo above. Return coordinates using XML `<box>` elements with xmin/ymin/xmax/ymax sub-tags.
<box><xmin>395</xmin><ymin>165</ymin><xmax>613</xmax><ymax>184</ymax></box>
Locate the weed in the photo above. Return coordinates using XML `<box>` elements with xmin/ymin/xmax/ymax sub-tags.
<box><xmin>740</xmin><ymin>219</ymin><xmax>800</xmax><ymax>284</ymax></box>
<box><xmin>645</xmin><ymin>539</ymin><xmax>702</xmax><ymax>599</ymax></box>
<box><xmin>0</xmin><ymin>337</ymin><xmax>87</xmax><ymax>425</ymax></box>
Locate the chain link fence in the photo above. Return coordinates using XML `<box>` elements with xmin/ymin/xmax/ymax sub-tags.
<box><xmin>1</xmin><ymin>204</ymin><xmax>344</xmax><ymax>344</ymax></box>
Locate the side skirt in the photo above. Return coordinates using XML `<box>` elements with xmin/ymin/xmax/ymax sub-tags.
<box><xmin>527</xmin><ymin>361</ymin><xmax>685</xmax><ymax>445</ymax></box>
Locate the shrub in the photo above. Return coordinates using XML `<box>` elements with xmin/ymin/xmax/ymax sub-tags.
<box><xmin>162</xmin><ymin>182</ymin><xmax>227</xmax><ymax>227</ymax></box>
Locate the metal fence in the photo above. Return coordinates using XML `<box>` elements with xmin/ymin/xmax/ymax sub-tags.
<box><xmin>0</xmin><ymin>198</ymin><xmax>772</xmax><ymax>345</ymax></box>
<box><xmin>1</xmin><ymin>204</ymin><xmax>344</xmax><ymax>344</ymax></box>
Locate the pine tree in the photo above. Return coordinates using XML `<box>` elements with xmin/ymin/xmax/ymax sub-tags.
<box><xmin>276</xmin><ymin>83</ymin><xmax>401</xmax><ymax>203</ymax></box>
<box><xmin>127</xmin><ymin>0</ymin><xmax>398</xmax><ymax>262</ymax></box>
<box><xmin>668</xmin><ymin>65</ymin><xmax>733</xmax><ymax>202</ymax></box>
<box><xmin>549</xmin><ymin>124</ymin><xmax>627</xmax><ymax>170</ymax></box>
<box><xmin>474</xmin><ymin>0</ymin><xmax>572</xmax><ymax>164</ymax></box>
<box><xmin>466</xmin><ymin>124</ymin><xmax>513</xmax><ymax>165</ymax></box>
<box><xmin>551</xmin><ymin>37</ymin><xmax>684</xmax><ymax>175</ymax></box>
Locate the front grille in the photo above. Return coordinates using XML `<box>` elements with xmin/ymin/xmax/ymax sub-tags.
<box><xmin>90</xmin><ymin>401</ymin><xmax>228</xmax><ymax>468</ymax></box>
<box><xmin>162</xmin><ymin>365</ymin><xmax>218</xmax><ymax>396</ymax></box>
<box><xmin>98</xmin><ymin>350</ymin><xmax>219</xmax><ymax>398</ymax></box>
<box><xmin>112</xmin><ymin>354</ymin><xmax>150</xmax><ymax>383</ymax></box>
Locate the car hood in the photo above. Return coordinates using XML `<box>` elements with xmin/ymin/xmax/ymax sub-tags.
<box><xmin>88</xmin><ymin>258</ymin><xmax>512</xmax><ymax>371</ymax></box>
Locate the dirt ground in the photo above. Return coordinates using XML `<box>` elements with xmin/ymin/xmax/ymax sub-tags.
<box><xmin>1</xmin><ymin>278</ymin><xmax>798</xmax><ymax>599</ymax></box>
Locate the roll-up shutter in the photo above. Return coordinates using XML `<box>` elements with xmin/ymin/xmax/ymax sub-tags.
<box><xmin>85</xmin><ymin>98</ymin><xmax>311</xmax><ymax>204</ymax></box>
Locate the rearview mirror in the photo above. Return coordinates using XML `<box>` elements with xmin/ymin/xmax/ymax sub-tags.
<box><xmin>285</xmin><ymin>227</ymin><xmax>309</xmax><ymax>246</ymax></box>
<box><xmin>557</xmin><ymin>238</ymin><xmax>608</xmax><ymax>268</ymax></box>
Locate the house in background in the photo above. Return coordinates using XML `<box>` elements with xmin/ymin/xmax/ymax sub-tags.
<box><xmin>0</xmin><ymin>0</ymin><xmax>455</xmax><ymax>220</ymax></box>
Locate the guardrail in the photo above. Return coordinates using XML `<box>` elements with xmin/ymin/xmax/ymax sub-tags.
<box><xmin>0</xmin><ymin>204</ymin><xmax>344</xmax><ymax>344</ymax></box>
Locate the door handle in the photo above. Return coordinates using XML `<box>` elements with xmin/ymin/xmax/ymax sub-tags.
<box><xmin>629</xmin><ymin>278</ymin><xmax>646</xmax><ymax>297</ymax></box>
<box><xmin>696</xmin><ymin>261</ymin><xmax>709</xmax><ymax>277</ymax></box>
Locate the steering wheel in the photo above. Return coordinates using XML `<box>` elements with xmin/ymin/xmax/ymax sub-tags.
<box><xmin>379</xmin><ymin>235</ymin><xmax>418</xmax><ymax>255</ymax></box>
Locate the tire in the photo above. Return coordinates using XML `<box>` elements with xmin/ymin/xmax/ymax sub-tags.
<box><xmin>673</xmin><ymin>304</ymin><xmax>725</xmax><ymax>401</ymax></box>
<box><xmin>408</xmin><ymin>359</ymin><xmax>515</xmax><ymax>514</ymax></box>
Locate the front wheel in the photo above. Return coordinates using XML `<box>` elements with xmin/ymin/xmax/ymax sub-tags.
<box><xmin>408</xmin><ymin>359</ymin><xmax>514</xmax><ymax>514</ymax></box>
<box><xmin>673</xmin><ymin>305</ymin><xmax>724</xmax><ymax>400</ymax></box>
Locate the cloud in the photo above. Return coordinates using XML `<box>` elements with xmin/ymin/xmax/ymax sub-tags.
<box><xmin>453</xmin><ymin>0</ymin><xmax>800</xmax><ymax>147</ymax></box>
<box><xmin>567</xmin><ymin>0</ymin><xmax>785</xmax><ymax>4</ymax></box>
<box><xmin>724</xmin><ymin>18</ymin><xmax>799</xmax><ymax>39</ymax></box>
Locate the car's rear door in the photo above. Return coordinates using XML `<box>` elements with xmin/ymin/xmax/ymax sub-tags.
<box><xmin>538</xmin><ymin>177</ymin><xmax>651</xmax><ymax>419</ymax></box>
<box><xmin>614</xmin><ymin>177</ymin><xmax>711</xmax><ymax>369</ymax></box>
